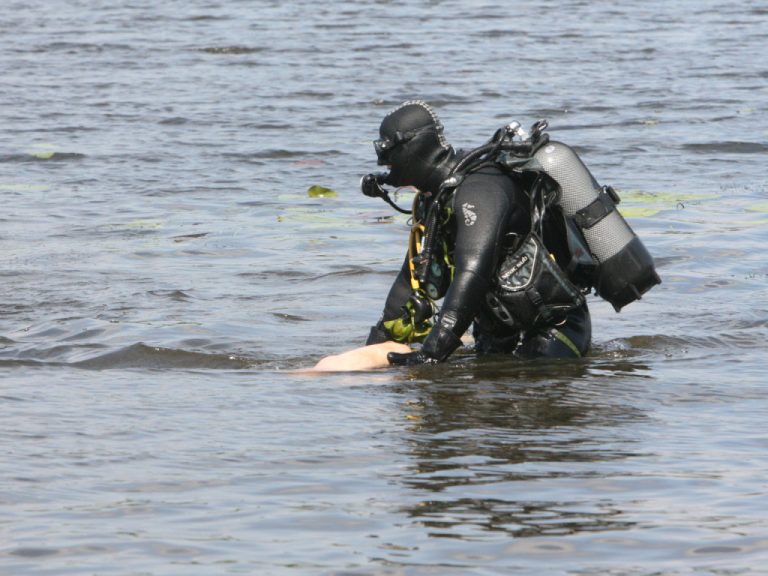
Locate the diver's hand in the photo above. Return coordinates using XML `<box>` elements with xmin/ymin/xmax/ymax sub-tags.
<box><xmin>387</xmin><ymin>350</ymin><xmax>438</xmax><ymax>366</ymax></box>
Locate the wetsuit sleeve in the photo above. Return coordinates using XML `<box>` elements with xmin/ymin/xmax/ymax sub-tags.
<box><xmin>366</xmin><ymin>254</ymin><xmax>412</xmax><ymax>344</ymax></box>
<box><xmin>421</xmin><ymin>173</ymin><xmax>527</xmax><ymax>361</ymax></box>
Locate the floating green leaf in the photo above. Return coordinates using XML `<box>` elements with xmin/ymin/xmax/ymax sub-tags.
<box><xmin>0</xmin><ymin>183</ymin><xmax>49</xmax><ymax>192</ymax></box>
<box><xmin>618</xmin><ymin>207</ymin><xmax>661</xmax><ymax>218</ymax></box>
<box><xmin>29</xmin><ymin>143</ymin><xmax>56</xmax><ymax>159</ymax></box>
<box><xmin>619</xmin><ymin>190</ymin><xmax>720</xmax><ymax>204</ymax></box>
<box><xmin>307</xmin><ymin>185</ymin><xmax>338</xmax><ymax>198</ymax></box>
<box><xmin>30</xmin><ymin>150</ymin><xmax>55</xmax><ymax>159</ymax></box>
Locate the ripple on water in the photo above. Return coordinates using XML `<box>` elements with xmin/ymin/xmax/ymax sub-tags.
<box><xmin>683</xmin><ymin>141</ymin><xmax>768</xmax><ymax>154</ymax></box>
<box><xmin>0</xmin><ymin>152</ymin><xmax>87</xmax><ymax>163</ymax></box>
<box><xmin>3</xmin><ymin>1</ymin><xmax>768</xmax><ymax>575</ymax></box>
<box><xmin>72</xmin><ymin>343</ymin><xmax>253</xmax><ymax>370</ymax></box>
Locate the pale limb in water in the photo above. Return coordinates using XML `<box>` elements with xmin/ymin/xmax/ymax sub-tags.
<box><xmin>302</xmin><ymin>342</ymin><xmax>412</xmax><ymax>372</ymax></box>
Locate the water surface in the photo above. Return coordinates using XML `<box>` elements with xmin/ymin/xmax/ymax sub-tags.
<box><xmin>2</xmin><ymin>1</ymin><xmax>767</xmax><ymax>574</ymax></box>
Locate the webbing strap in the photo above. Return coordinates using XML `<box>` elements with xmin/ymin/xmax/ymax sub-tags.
<box><xmin>573</xmin><ymin>188</ymin><xmax>617</xmax><ymax>229</ymax></box>
<box><xmin>526</xmin><ymin>287</ymin><xmax>552</xmax><ymax>324</ymax></box>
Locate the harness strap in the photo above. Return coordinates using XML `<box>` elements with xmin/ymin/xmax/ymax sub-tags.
<box><xmin>407</xmin><ymin>193</ymin><xmax>426</xmax><ymax>291</ymax></box>
<box><xmin>525</xmin><ymin>288</ymin><xmax>543</xmax><ymax>308</ymax></box>
<box><xmin>525</xmin><ymin>287</ymin><xmax>553</xmax><ymax>324</ymax></box>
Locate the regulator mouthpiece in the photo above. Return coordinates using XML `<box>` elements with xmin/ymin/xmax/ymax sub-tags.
<box><xmin>360</xmin><ymin>172</ymin><xmax>390</xmax><ymax>198</ymax></box>
<box><xmin>360</xmin><ymin>171</ymin><xmax>411</xmax><ymax>215</ymax></box>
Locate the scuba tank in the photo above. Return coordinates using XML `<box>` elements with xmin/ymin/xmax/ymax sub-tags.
<box><xmin>507</xmin><ymin>136</ymin><xmax>660</xmax><ymax>311</ymax></box>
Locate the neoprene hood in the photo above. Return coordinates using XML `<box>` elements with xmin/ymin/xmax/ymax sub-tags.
<box><xmin>376</xmin><ymin>101</ymin><xmax>458</xmax><ymax>193</ymax></box>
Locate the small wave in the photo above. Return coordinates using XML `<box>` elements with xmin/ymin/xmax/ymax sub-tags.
<box><xmin>15</xmin><ymin>42</ymin><xmax>134</xmax><ymax>54</ymax></box>
<box><xmin>0</xmin><ymin>358</ymin><xmax>60</xmax><ymax>369</ymax></box>
<box><xmin>311</xmin><ymin>266</ymin><xmax>377</xmax><ymax>281</ymax></box>
<box><xmin>147</xmin><ymin>289</ymin><xmax>193</xmax><ymax>301</ymax></box>
<box><xmin>171</xmin><ymin>232</ymin><xmax>209</xmax><ymax>243</ymax></box>
<box><xmin>237</xmin><ymin>269</ymin><xmax>312</xmax><ymax>280</ymax></box>
<box><xmin>684</xmin><ymin>141</ymin><xmax>768</xmax><ymax>154</ymax></box>
<box><xmin>199</xmin><ymin>46</ymin><xmax>265</xmax><ymax>55</ymax></box>
<box><xmin>73</xmin><ymin>343</ymin><xmax>252</xmax><ymax>370</ymax></box>
<box><xmin>147</xmin><ymin>186</ymin><xmax>246</xmax><ymax>197</ymax></box>
<box><xmin>159</xmin><ymin>117</ymin><xmax>189</xmax><ymax>125</ymax></box>
<box><xmin>270</xmin><ymin>313</ymin><xmax>310</xmax><ymax>323</ymax></box>
<box><xmin>185</xmin><ymin>15</ymin><xmax>230</xmax><ymax>21</ymax></box>
<box><xmin>0</xmin><ymin>152</ymin><xmax>86</xmax><ymax>163</ymax></box>
<box><xmin>241</xmin><ymin>122</ymin><xmax>292</xmax><ymax>130</ymax></box>
<box><xmin>236</xmin><ymin>199</ymin><xmax>272</xmax><ymax>207</ymax></box>
<box><xmin>599</xmin><ymin>328</ymin><xmax>768</xmax><ymax>359</ymax></box>
<box><xmin>476</xmin><ymin>28</ymin><xmax>530</xmax><ymax>38</ymax></box>
<box><xmin>8</xmin><ymin>125</ymin><xmax>99</xmax><ymax>135</ymax></box>
<box><xmin>61</xmin><ymin>328</ymin><xmax>109</xmax><ymax>342</ymax></box>
<box><xmin>290</xmin><ymin>90</ymin><xmax>336</xmax><ymax>99</ymax></box>
<box><xmin>222</xmin><ymin>150</ymin><xmax>321</xmax><ymax>161</ymax></box>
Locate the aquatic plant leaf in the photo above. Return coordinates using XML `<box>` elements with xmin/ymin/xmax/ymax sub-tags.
<box><xmin>0</xmin><ymin>183</ymin><xmax>49</xmax><ymax>192</ymax></box>
<box><xmin>28</xmin><ymin>143</ymin><xmax>57</xmax><ymax>160</ymax></box>
<box><xmin>307</xmin><ymin>185</ymin><xmax>338</xmax><ymax>198</ymax></box>
<box><xmin>30</xmin><ymin>151</ymin><xmax>55</xmax><ymax>159</ymax></box>
<box><xmin>619</xmin><ymin>190</ymin><xmax>720</xmax><ymax>204</ymax></box>
<box><xmin>618</xmin><ymin>207</ymin><xmax>661</xmax><ymax>218</ymax></box>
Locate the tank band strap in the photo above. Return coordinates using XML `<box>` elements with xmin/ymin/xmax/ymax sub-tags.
<box><xmin>574</xmin><ymin>186</ymin><xmax>620</xmax><ymax>229</ymax></box>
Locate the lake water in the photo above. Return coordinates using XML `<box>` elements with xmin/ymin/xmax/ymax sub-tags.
<box><xmin>2</xmin><ymin>1</ymin><xmax>767</xmax><ymax>574</ymax></box>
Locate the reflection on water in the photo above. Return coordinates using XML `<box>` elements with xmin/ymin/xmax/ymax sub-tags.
<box><xmin>393</xmin><ymin>358</ymin><xmax>651</xmax><ymax>539</ymax></box>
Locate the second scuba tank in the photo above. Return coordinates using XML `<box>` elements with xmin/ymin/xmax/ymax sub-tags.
<box><xmin>526</xmin><ymin>141</ymin><xmax>660</xmax><ymax>311</ymax></box>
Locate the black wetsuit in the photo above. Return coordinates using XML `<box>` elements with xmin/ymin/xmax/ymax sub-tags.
<box><xmin>368</xmin><ymin>164</ymin><xmax>591</xmax><ymax>361</ymax></box>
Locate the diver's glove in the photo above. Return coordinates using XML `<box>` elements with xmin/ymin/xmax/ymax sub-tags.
<box><xmin>387</xmin><ymin>324</ymin><xmax>462</xmax><ymax>366</ymax></box>
<box><xmin>387</xmin><ymin>349</ymin><xmax>438</xmax><ymax>366</ymax></box>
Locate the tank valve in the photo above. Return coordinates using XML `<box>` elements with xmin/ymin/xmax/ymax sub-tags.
<box><xmin>505</xmin><ymin>121</ymin><xmax>521</xmax><ymax>136</ymax></box>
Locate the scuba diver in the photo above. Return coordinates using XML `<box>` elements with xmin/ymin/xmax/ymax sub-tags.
<box><xmin>357</xmin><ymin>100</ymin><xmax>661</xmax><ymax>367</ymax></box>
